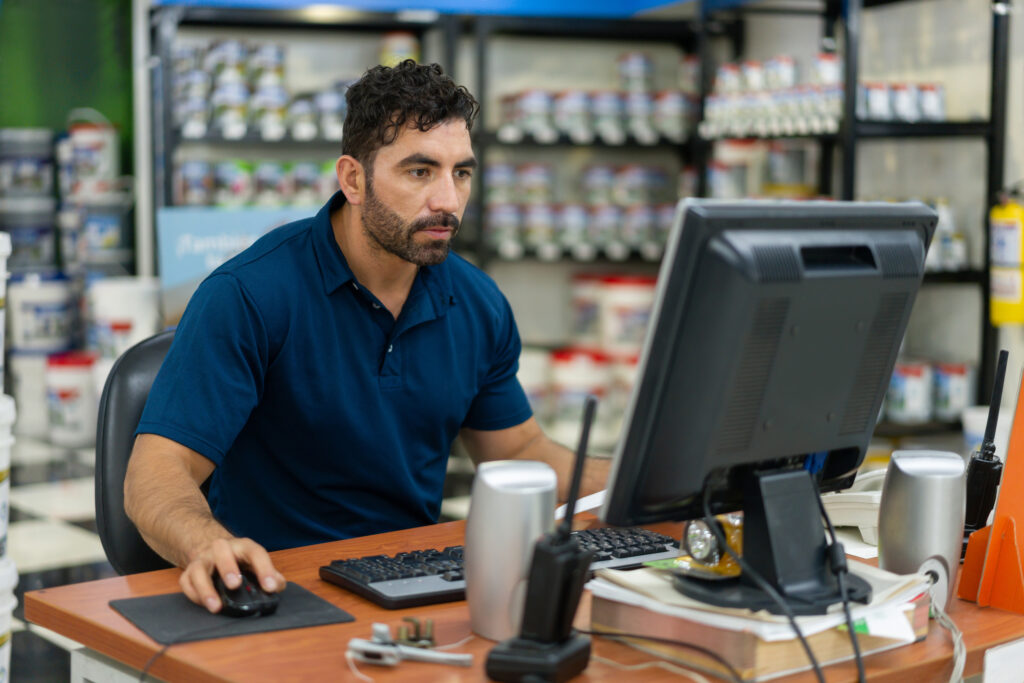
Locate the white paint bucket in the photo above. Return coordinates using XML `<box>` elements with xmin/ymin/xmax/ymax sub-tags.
<box><xmin>0</xmin><ymin>557</ymin><xmax>19</xmax><ymax>683</ymax></box>
<box><xmin>0</xmin><ymin>233</ymin><xmax>11</xmax><ymax>388</ymax></box>
<box><xmin>46</xmin><ymin>351</ymin><xmax>99</xmax><ymax>449</ymax></box>
<box><xmin>6</xmin><ymin>272</ymin><xmax>73</xmax><ymax>353</ymax></box>
<box><xmin>86</xmin><ymin>276</ymin><xmax>161</xmax><ymax>360</ymax></box>
<box><xmin>8</xmin><ymin>352</ymin><xmax>48</xmax><ymax>439</ymax></box>
<box><xmin>0</xmin><ymin>396</ymin><xmax>15</xmax><ymax>559</ymax></box>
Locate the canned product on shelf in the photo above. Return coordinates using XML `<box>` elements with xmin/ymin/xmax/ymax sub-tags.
<box><xmin>617</xmin><ymin>52</ymin><xmax>653</xmax><ymax>93</ymax></box>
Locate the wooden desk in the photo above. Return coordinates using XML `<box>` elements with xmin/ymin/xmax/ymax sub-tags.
<box><xmin>24</xmin><ymin>517</ymin><xmax>1024</xmax><ymax>683</ymax></box>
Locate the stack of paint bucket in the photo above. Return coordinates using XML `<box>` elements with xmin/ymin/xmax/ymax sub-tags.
<box><xmin>0</xmin><ymin>233</ymin><xmax>18</xmax><ymax>681</ymax></box>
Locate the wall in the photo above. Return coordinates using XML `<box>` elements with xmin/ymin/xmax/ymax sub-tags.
<box><xmin>0</xmin><ymin>0</ymin><xmax>134</xmax><ymax>173</ymax></box>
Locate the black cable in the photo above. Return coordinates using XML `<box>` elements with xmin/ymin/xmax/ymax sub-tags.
<box><xmin>816</xmin><ymin>493</ymin><xmax>867</xmax><ymax>683</ymax></box>
<box><xmin>701</xmin><ymin>484</ymin><xmax>826</xmax><ymax>683</ymax></box>
<box><xmin>575</xmin><ymin>628</ymin><xmax>744</xmax><ymax>683</ymax></box>
<box><xmin>138</xmin><ymin>613</ymin><xmax>263</xmax><ymax>682</ymax></box>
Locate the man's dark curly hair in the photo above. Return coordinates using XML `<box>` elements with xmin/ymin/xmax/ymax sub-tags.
<box><xmin>343</xmin><ymin>60</ymin><xmax>479</xmax><ymax>171</ymax></box>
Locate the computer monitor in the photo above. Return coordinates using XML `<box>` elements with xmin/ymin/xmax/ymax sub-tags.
<box><xmin>601</xmin><ymin>199</ymin><xmax>936</xmax><ymax>614</ymax></box>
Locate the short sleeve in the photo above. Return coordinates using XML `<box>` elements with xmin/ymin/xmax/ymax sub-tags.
<box><xmin>136</xmin><ymin>273</ymin><xmax>269</xmax><ymax>464</ymax></box>
<box><xmin>461</xmin><ymin>296</ymin><xmax>533</xmax><ymax>431</ymax></box>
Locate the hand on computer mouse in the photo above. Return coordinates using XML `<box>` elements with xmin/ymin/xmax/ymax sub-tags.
<box><xmin>213</xmin><ymin>568</ymin><xmax>280</xmax><ymax>617</ymax></box>
<box><xmin>178</xmin><ymin>537</ymin><xmax>286</xmax><ymax>614</ymax></box>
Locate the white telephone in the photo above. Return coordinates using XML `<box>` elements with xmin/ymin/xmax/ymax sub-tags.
<box><xmin>821</xmin><ymin>467</ymin><xmax>887</xmax><ymax>545</ymax></box>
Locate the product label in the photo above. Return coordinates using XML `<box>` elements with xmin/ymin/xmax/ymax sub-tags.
<box><xmin>606</xmin><ymin>304</ymin><xmax>651</xmax><ymax>348</ymax></box>
<box><xmin>0</xmin><ymin>476</ymin><xmax>7</xmax><ymax>557</ymax></box>
<box><xmin>991</xmin><ymin>218</ymin><xmax>1023</xmax><ymax>266</ymax></box>
<box><xmin>886</xmin><ymin>366</ymin><xmax>932</xmax><ymax>423</ymax></box>
<box><xmin>47</xmin><ymin>386</ymin><xmax>87</xmax><ymax>440</ymax></box>
<box><xmin>0</xmin><ymin>632</ymin><xmax>9</xmax><ymax>683</ymax></box>
<box><xmin>934</xmin><ymin>368</ymin><xmax>970</xmax><ymax>421</ymax></box>
<box><xmin>93</xmin><ymin>319</ymin><xmax>134</xmax><ymax>359</ymax></box>
<box><xmin>83</xmin><ymin>212</ymin><xmax>123</xmax><ymax>251</ymax></box>
<box><xmin>17</xmin><ymin>301</ymin><xmax>71</xmax><ymax>347</ymax></box>
<box><xmin>991</xmin><ymin>267</ymin><xmax>1023</xmax><ymax>303</ymax></box>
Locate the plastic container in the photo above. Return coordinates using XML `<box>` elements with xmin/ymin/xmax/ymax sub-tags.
<box><xmin>380</xmin><ymin>31</ymin><xmax>420</xmax><ymax>67</ymax></box>
<box><xmin>599</xmin><ymin>275</ymin><xmax>658</xmax><ymax>355</ymax></box>
<box><xmin>886</xmin><ymin>360</ymin><xmax>933</xmax><ymax>424</ymax></box>
<box><xmin>569</xmin><ymin>273</ymin><xmax>603</xmax><ymax>347</ymax></box>
<box><xmin>46</xmin><ymin>351</ymin><xmax>99</xmax><ymax>448</ymax></box>
<box><xmin>0</xmin><ymin>196</ymin><xmax>57</xmax><ymax>271</ymax></box>
<box><xmin>86</xmin><ymin>276</ymin><xmax>161</xmax><ymax>360</ymax></box>
<box><xmin>962</xmin><ymin>405</ymin><xmax>1013</xmax><ymax>460</ymax></box>
<box><xmin>549</xmin><ymin>348</ymin><xmax>611</xmax><ymax>450</ymax></box>
<box><xmin>606</xmin><ymin>354</ymin><xmax>640</xmax><ymax>450</ymax></box>
<box><xmin>0</xmin><ymin>556</ymin><xmax>18</xmax><ymax>681</ymax></box>
<box><xmin>0</xmin><ymin>128</ymin><xmax>53</xmax><ymax>197</ymax></box>
<box><xmin>0</xmin><ymin>395</ymin><xmax>15</xmax><ymax>559</ymax></box>
<box><xmin>7</xmin><ymin>272</ymin><xmax>73</xmax><ymax>352</ymax></box>
<box><xmin>517</xmin><ymin>348</ymin><xmax>552</xmax><ymax>426</ymax></box>
<box><xmin>68</xmin><ymin>110</ymin><xmax>120</xmax><ymax>195</ymax></box>
<box><xmin>0</xmin><ymin>233</ymin><xmax>10</xmax><ymax>387</ymax></box>
<box><xmin>69</xmin><ymin>190</ymin><xmax>133</xmax><ymax>269</ymax></box>
<box><xmin>8</xmin><ymin>352</ymin><xmax>48</xmax><ymax>439</ymax></box>
<box><xmin>933</xmin><ymin>362</ymin><xmax>974</xmax><ymax>422</ymax></box>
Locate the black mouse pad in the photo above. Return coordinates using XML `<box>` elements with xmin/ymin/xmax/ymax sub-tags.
<box><xmin>109</xmin><ymin>582</ymin><xmax>354</xmax><ymax>644</ymax></box>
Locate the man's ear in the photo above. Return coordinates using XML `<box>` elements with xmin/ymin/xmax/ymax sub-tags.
<box><xmin>336</xmin><ymin>155</ymin><xmax>365</xmax><ymax>206</ymax></box>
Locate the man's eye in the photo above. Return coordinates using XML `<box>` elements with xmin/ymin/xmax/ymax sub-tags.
<box><xmin>456</xmin><ymin>169</ymin><xmax>473</xmax><ymax>179</ymax></box>
<box><xmin>410</xmin><ymin>168</ymin><xmax>429</xmax><ymax>178</ymax></box>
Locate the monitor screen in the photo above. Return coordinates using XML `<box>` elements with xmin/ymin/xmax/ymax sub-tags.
<box><xmin>599</xmin><ymin>199</ymin><xmax>936</xmax><ymax>612</ymax></box>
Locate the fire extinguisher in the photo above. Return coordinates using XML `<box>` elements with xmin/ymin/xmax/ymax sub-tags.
<box><xmin>990</xmin><ymin>188</ymin><xmax>1024</xmax><ymax>325</ymax></box>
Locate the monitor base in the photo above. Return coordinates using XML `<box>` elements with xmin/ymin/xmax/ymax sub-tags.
<box><xmin>672</xmin><ymin>571</ymin><xmax>871</xmax><ymax>616</ymax></box>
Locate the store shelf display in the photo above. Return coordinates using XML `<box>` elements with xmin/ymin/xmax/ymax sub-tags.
<box><xmin>520</xmin><ymin>272</ymin><xmax>657</xmax><ymax>453</ymax></box>
<box><xmin>174</xmin><ymin>157</ymin><xmax>339</xmax><ymax>208</ymax></box>
<box><xmin>483</xmin><ymin>162</ymin><xmax>690</xmax><ymax>262</ymax></box>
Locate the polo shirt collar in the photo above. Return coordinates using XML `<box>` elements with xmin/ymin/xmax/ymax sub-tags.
<box><xmin>312</xmin><ymin>191</ymin><xmax>455</xmax><ymax>317</ymax></box>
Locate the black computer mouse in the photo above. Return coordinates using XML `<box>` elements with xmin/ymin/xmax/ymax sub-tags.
<box><xmin>212</xmin><ymin>569</ymin><xmax>280</xmax><ymax>618</ymax></box>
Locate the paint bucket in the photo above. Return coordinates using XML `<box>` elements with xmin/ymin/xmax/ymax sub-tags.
<box><xmin>68</xmin><ymin>190</ymin><xmax>133</xmax><ymax>271</ymax></box>
<box><xmin>6</xmin><ymin>272</ymin><xmax>73</xmax><ymax>353</ymax></box>
<box><xmin>86</xmin><ymin>277</ymin><xmax>161</xmax><ymax>360</ymax></box>
<box><xmin>46</xmin><ymin>351</ymin><xmax>99</xmax><ymax>449</ymax></box>
<box><xmin>0</xmin><ymin>556</ymin><xmax>18</xmax><ymax>683</ymax></box>
<box><xmin>0</xmin><ymin>233</ymin><xmax>11</xmax><ymax>388</ymax></box>
<box><xmin>0</xmin><ymin>395</ymin><xmax>15</xmax><ymax>558</ymax></box>
<box><xmin>67</xmin><ymin>108</ymin><xmax>120</xmax><ymax>195</ymax></box>
<box><xmin>0</xmin><ymin>197</ymin><xmax>57</xmax><ymax>271</ymax></box>
<box><xmin>7</xmin><ymin>352</ymin><xmax>48</xmax><ymax>439</ymax></box>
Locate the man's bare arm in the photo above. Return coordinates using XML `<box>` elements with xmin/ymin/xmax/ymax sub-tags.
<box><xmin>124</xmin><ymin>433</ymin><xmax>285</xmax><ymax>612</ymax></box>
<box><xmin>459</xmin><ymin>418</ymin><xmax>609</xmax><ymax>502</ymax></box>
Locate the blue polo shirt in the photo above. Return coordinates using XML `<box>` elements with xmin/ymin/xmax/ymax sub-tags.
<box><xmin>138</xmin><ymin>192</ymin><xmax>533</xmax><ymax>551</ymax></box>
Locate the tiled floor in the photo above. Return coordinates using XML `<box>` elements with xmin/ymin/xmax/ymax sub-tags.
<box><xmin>7</xmin><ymin>438</ymin><xmax>116</xmax><ymax>682</ymax></box>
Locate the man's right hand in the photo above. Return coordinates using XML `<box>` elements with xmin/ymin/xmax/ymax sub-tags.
<box><xmin>180</xmin><ymin>537</ymin><xmax>287</xmax><ymax>613</ymax></box>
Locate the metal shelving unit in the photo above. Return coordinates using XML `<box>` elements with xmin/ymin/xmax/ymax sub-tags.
<box><xmin>468</xmin><ymin>15</ymin><xmax>709</xmax><ymax>268</ymax></box>
<box><xmin>148</xmin><ymin>5</ymin><xmax>458</xmax><ymax>212</ymax></box>
<box><xmin>698</xmin><ymin>0</ymin><xmax>1010</xmax><ymax>411</ymax></box>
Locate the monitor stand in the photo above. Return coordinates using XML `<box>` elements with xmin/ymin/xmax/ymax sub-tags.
<box><xmin>673</xmin><ymin>468</ymin><xmax>871</xmax><ymax>616</ymax></box>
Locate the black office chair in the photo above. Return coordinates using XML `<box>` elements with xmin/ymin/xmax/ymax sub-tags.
<box><xmin>95</xmin><ymin>328</ymin><xmax>176</xmax><ymax>575</ymax></box>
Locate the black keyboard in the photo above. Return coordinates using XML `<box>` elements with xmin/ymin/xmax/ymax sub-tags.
<box><xmin>319</xmin><ymin>527</ymin><xmax>679</xmax><ymax>609</ymax></box>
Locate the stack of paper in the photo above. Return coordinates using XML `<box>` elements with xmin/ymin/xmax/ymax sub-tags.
<box><xmin>589</xmin><ymin>561</ymin><xmax>931</xmax><ymax>681</ymax></box>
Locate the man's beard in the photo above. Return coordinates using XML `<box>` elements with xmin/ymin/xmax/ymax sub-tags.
<box><xmin>361</xmin><ymin>179</ymin><xmax>460</xmax><ymax>267</ymax></box>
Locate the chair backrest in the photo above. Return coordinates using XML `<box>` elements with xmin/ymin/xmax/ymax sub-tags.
<box><xmin>95</xmin><ymin>329</ymin><xmax>176</xmax><ymax>575</ymax></box>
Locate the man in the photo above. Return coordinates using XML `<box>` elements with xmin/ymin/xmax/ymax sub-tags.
<box><xmin>124</xmin><ymin>60</ymin><xmax>607</xmax><ymax>614</ymax></box>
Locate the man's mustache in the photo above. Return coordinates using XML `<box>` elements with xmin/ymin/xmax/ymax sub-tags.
<box><xmin>413</xmin><ymin>214</ymin><xmax>460</xmax><ymax>232</ymax></box>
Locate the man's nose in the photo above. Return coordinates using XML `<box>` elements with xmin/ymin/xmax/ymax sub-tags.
<box><xmin>429</xmin><ymin>174</ymin><xmax>460</xmax><ymax>215</ymax></box>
